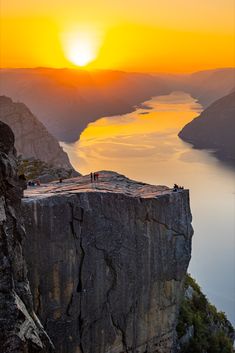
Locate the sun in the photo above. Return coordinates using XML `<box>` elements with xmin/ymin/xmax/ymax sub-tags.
<box><xmin>62</xmin><ymin>28</ymin><xmax>102</xmax><ymax>67</ymax></box>
<box><xmin>67</xmin><ymin>38</ymin><xmax>95</xmax><ymax>67</ymax></box>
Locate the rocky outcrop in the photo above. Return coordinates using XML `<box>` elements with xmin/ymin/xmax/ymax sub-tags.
<box><xmin>177</xmin><ymin>275</ymin><xmax>235</xmax><ymax>352</ymax></box>
<box><xmin>0</xmin><ymin>96</ymin><xmax>74</xmax><ymax>170</ymax></box>
<box><xmin>0</xmin><ymin>121</ymin><xmax>53</xmax><ymax>353</ymax></box>
<box><xmin>18</xmin><ymin>158</ymin><xmax>79</xmax><ymax>183</ymax></box>
<box><xmin>179</xmin><ymin>92</ymin><xmax>235</xmax><ymax>164</ymax></box>
<box><xmin>22</xmin><ymin>172</ymin><xmax>193</xmax><ymax>353</ymax></box>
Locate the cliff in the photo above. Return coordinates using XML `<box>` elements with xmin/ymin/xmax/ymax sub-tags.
<box><xmin>0</xmin><ymin>96</ymin><xmax>74</xmax><ymax>170</ymax></box>
<box><xmin>179</xmin><ymin>92</ymin><xmax>235</xmax><ymax>164</ymax></box>
<box><xmin>22</xmin><ymin>171</ymin><xmax>193</xmax><ymax>353</ymax></box>
<box><xmin>0</xmin><ymin>121</ymin><xmax>53</xmax><ymax>353</ymax></box>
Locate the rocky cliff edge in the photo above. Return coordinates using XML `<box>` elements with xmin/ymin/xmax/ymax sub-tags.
<box><xmin>0</xmin><ymin>121</ymin><xmax>53</xmax><ymax>353</ymax></box>
<box><xmin>22</xmin><ymin>171</ymin><xmax>193</xmax><ymax>353</ymax></box>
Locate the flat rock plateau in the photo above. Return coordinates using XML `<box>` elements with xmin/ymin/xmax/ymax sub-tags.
<box><xmin>22</xmin><ymin>171</ymin><xmax>193</xmax><ymax>353</ymax></box>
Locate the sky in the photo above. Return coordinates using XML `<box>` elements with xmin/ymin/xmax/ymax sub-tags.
<box><xmin>0</xmin><ymin>0</ymin><xmax>235</xmax><ymax>72</ymax></box>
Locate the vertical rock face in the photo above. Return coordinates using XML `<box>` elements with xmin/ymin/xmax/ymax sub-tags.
<box><xmin>0</xmin><ymin>121</ymin><xmax>53</xmax><ymax>353</ymax></box>
<box><xmin>22</xmin><ymin>173</ymin><xmax>193</xmax><ymax>353</ymax></box>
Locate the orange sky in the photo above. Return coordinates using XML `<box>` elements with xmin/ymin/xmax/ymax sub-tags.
<box><xmin>0</xmin><ymin>0</ymin><xmax>235</xmax><ymax>72</ymax></box>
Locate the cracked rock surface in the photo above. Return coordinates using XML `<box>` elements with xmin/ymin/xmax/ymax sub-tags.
<box><xmin>0</xmin><ymin>121</ymin><xmax>53</xmax><ymax>353</ymax></box>
<box><xmin>22</xmin><ymin>171</ymin><xmax>193</xmax><ymax>353</ymax></box>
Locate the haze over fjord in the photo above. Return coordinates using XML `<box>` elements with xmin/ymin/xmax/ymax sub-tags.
<box><xmin>0</xmin><ymin>67</ymin><xmax>234</xmax><ymax>143</ymax></box>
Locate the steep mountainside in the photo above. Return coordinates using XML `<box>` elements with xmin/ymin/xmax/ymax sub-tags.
<box><xmin>177</xmin><ymin>275</ymin><xmax>234</xmax><ymax>353</ymax></box>
<box><xmin>0</xmin><ymin>121</ymin><xmax>53</xmax><ymax>353</ymax></box>
<box><xmin>22</xmin><ymin>171</ymin><xmax>193</xmax><ymax>353</ymax></box>
<box><xmin>0</xmin><ymin>96</ymin><xmax>74</xmax><ymax>169</ymax></box>
<box><xmin>179</xmin><ymin>92</ymin><xmax>235</xmax><ymax>164</ymax></box>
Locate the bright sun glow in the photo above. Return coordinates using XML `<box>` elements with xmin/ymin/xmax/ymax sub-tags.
<box><xmin>62</xmin><ymin>27</ymin><xmax>102</xmax><ymax>67</ymax></box>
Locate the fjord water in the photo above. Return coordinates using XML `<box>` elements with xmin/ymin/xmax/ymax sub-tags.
<box><xmin>62</xmin><ymin>91</ymin><xmax>235</xmax><ymax>325</ymax></box>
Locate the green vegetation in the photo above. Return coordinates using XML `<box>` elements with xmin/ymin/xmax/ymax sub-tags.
<box><xmin>17</xmin><ymin>157</ymin><xmax>75</xmax><ymax>182</ymax></box>
<box><xmin>177</xmin><ymin>274</ymin><xmax>234</xmax><ymax>353</ymax></box>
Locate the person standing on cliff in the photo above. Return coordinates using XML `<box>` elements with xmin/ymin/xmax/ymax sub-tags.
<box><xmin>94</xmin><ymin>172</ymin><xmax>99</xmax><ymax>181</ymax></box>
<box><xmin>90</xmin><ymin>172</ymin><xmax>93</xmax><ymax>183</ymax></box>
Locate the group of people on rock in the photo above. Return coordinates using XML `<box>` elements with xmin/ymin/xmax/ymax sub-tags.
<box><xmin>18</xmin><ymin>174</ymin><xmax>40</xmax><ymax>188</ymax></box>
<box><xmin>90</xmin><ymin>172</ymin><xmax>99</xmax><ymax>182</ymax></box>
<box><xmin>20</xmin><ymin>171</ymin><xmax>183</xmax><ymax>193</ymax></box>
<box><xmin>173</xmin><ymin>183</ymin><xmax>184</xmax><ymax>192</ymax></box>
<box><xmin>28</xmin><ymin>179</ymin><xmax>41</xmax><ymax>187</ymax></box>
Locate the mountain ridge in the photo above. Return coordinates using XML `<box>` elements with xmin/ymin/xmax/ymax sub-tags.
<box><xmin>1</xmin><ymin>67</ymin><xmax>234</xmax><ymax>143</ymax></box>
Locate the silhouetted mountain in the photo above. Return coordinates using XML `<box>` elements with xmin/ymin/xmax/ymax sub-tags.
<box><xmin>179</xmin><ymin>92</ymin><xmax>235</xmax><ymax>164</ymax></box>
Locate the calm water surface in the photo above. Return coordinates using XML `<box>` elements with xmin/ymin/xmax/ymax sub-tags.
<box><xmin>62</xmin><ymin>92</ymin><xmax>235</xmax><ymax>325</ymax></box>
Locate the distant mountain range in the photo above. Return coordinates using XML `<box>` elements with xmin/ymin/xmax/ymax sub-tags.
<box><xmin>0</xmin><ymin>67</ymin><xmax>234</xmax><ymax>143</ymax></box>
<box><xmin>0</xmin><ymin>96</ymin><xmax>74</xmax><ymax>170</ymax></box>
<box><xmin>179</xmin><ymin>92</ymin><xmax>235</xmax><ymax>164</ymax></box>
<box><xmin>185</xmin><ymin>68</ymin><xmax>235</xmax><ymax>106</ymax></box>
<box><xmin>0</xmin><ymin>68</ymin><xmax>169</xmax><ymax>142</ymax></box>
<box><xmin>153</xmin><ymin>67</ymin><xmax>235</xmax><ymax>107</ymax></box>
